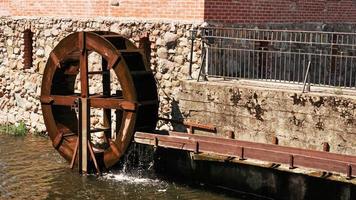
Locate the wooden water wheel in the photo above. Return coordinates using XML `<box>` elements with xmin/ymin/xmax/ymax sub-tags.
<box><xmin>40</xmin><ymin>32</ymin><xmax>158</xmax><ymax>173</ymax></box>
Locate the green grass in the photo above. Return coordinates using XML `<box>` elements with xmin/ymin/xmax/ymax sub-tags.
<box><xmin>0</xmin><ymin>121</ymin><xmax>28</xmax><ymax>136</ymax></box>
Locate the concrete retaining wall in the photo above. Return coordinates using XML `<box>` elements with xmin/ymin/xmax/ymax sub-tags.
<box><xmin>179</xmin><ymin>80</ymin><xmax>356</xmax><ymax>155</ymax></box>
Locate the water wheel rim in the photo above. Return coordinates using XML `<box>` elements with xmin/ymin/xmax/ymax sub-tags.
<box><xmin>40</xmin><ymin>32</ymin><xmax>140</xmax><ymax>169</ymax></box>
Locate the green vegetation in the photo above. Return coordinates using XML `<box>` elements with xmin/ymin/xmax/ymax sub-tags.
<box><xmin>0</xmin><ymin>121</ymin><xmax>28</xmax><ymax>136</ymax></box>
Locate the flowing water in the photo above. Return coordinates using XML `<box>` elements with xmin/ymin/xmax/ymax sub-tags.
<box><xmin>0</xmin><ymin>134</ymin><xmax>245</xmax><ymax>200</ymax></box>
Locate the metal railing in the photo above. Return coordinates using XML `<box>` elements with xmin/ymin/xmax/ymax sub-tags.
<box><xmin>200</xmin><ymin>27</ymin><xmax>356</xmax><ymax>89</ymax></box>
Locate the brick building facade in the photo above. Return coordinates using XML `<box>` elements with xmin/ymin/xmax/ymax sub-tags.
<box><xmin>1</xmin><ymin>0</ymin><xmax>356</xmax><ymax>24</ymax></box>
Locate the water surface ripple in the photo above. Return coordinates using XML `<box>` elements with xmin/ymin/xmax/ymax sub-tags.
<box><xmin>0</xmin><ymin>134</ymin><xmax>240</xmax><ymax>200</ymax></box>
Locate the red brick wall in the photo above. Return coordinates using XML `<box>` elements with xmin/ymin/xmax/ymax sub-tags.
<box><xmin>2</xmin><ymin>0</ymin><xmax>356</xmax><ymax>24</ymax></box>
<box><xmin>0</xmin><ymin>0</ymin><xmax>205</xmax><ymax>21</ymax></box>
<box><xmin>205</xmin><ymin>0</ymin><xmax>356</xmax><ymax>24</ymax></box>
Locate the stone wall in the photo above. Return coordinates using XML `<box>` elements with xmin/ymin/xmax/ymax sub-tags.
<box><xmin>179</xmin><ymin>80</ymin><xmax>356</xmax><ymax>155</ymax></box>
<box><xmin>0</xmin><ymin>16</ymin><xmax>204</xmax><ymax>133</ymax></box>
<box><xmin>1</xmin><ymin>16</ymin><xmax>356</xmax><ymax>156</ymax></box>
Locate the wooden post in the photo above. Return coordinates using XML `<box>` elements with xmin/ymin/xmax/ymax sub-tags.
<box><xmin>79</xmin><ymin>32</ymin><xmax>90</xmax><ymax>174</ymax></box>
<box><xmin>79</xmin><ymin>97</ymin><xmax>90</xmax><ymax>174</ymax></box>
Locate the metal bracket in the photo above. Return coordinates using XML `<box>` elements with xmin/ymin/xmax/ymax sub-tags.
<box><xmin>71</xmin><ymin>98</ymin><xmax>80</xmax><ymax>113</ymax></box>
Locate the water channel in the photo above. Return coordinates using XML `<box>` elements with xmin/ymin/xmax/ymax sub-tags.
<box><xmin>0</xmin><ymin>134</ymin><xmax>249</xmax><ymax>200</ymax></box>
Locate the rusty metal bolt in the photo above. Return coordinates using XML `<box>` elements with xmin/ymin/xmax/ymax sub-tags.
<box><xmin>346</xmin><ymin>164</ymin><xmax>352</xmax><ymax>180</ymax></box>
<box><xmin>272</xmin><ymin>136</ymin><xmax>279</xmax><ymax>145</ymax></box>
<box><xmin>289</xmin><ymin>155</ymin><xmax>295</xmax><ymax>169</ymax></box>
<box><xmin>226</xmin><ymin>130</ymin><xmax>235</xmax><ymax>139</ymax></box>
<box><xmin>322</xmin><ymin>142</ymin><xmax>330</xmax><ymax>152</ymax></box>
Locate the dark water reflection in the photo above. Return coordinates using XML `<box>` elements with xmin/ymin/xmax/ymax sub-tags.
<box><xmin>0</xmin><ymin>134</ymin><xmax>240</xmax><ymax>200</ymax></box>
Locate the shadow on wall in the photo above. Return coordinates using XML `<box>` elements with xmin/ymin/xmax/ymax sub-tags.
<box><xmin>170</xmin><ymin>99</ymin><xmax>187</xmax><ymax>132</ymax></box>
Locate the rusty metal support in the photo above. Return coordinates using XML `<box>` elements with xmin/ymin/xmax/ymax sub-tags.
<box><xmin>289</xmin><ymin>155</ymin><xmax>295</xmax><ymax>169</ymax></box>
<box><xmin>154</xmin><ymin>137</ymin><xmax>158</xmax><ymax>148</ymax></box>
<box><xmin>134</xmin><ymin>131</ymin><xmax>356</xmax><ymax>177</ymax></box>
<box><xmin>272</xmin><ymin>136</ymin><xmax>278</xmax><ymax>145</ymax></box>
<box><xmin>239</xmin><ymin>147</ymin><xmax>245</xmax><ymax>160</ymax></box>
<box><xmin>347</xmin><ymin>164</ymin><xmax>352</xmax><ymax>180</ymax></box>
<box><xmin>323</xmin><ymin>142</ymin><xmax>330</xmax><ymax>152</ymax></box>
<box><xmin>195</xmin><ymin>141</ymin><xmax>199</xmax><ymax>154</ymax></box>
<box><xmin>226</xmin><ymin>130</ymin><xmax>235</xmax><ymax>139</ymax></box>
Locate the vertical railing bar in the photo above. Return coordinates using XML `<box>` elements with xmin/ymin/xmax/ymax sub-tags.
<box><xmin>279</xmin><ymin>49</ymin><xmax>283</xmax><ymax>82</ymax></box>
<box><xmin>214</xmin><ymin>46</ymin><xmax>217</xmax><ymax>77</ymax></box>
<box><xmin>266</xmin><ymin>50</ymin><xmax>270</xmax><ymax>81</ymax></box>
<box><xmin>295</xmin><ymin>49</ymin><xmax>301</xmax><ymax>83</ymax></box>
<box><xmin>273</xmin><ymin>52</ymin><xmax>278</xmax><ymax>81</ymax></box>
<box><xmin>247</xmin><ymin>46</ymin><xmax>250</xmax><ymax>79</ymax></box>
<box><xmin>336</xmin><ymin>34</ymin><xmax>339</xmax><ymax>46</ymax></box>
<box><xmin>329</xmin><ymin>54</ymin><xmax>333</xmax><ymax>86</ymax></box>
<box><xmin>302</xmin><ymin>57</ymin><xmax>312</xmax><ymax>93</ymax></box>
<box><xmin>341</xmin><ymin>35</ymin><xmax>344</xmax><ymax>46</ymax></box>
<box><xmin>243</xmin><ymin>49</ymin><xmax>246</xmax><ymax>78</ymax></box>
<box><xmin>210</xmin><ymin>46</ymin><xmax>213</xmax><ymax>76</ymax></box>
<box><xmin>293</xmin><ymin>52</ymin><xmax>296</xmax><ymax>83</ymax></box>
<box><xmin>209</xmin><ymin>46</ymin><xmax>211</xmax><ymax>76</ymax></box>
<box><xmin>217</xmin><ymin>46</ymin><xmax>220</xmax><ymax>77</ymax></box>
<box><xmin>323</xmin><ymin>53</ymin><xmax>327</xmax><ymax>85</ymax></box>
<box><xmin>239</xmin><ymin>49</ymin><xmax>242</xmax><ymax>79</ymax></box>
<box><xmin>228</xmin><ymin>47</ymin><xmax>231</xmax><ymax>78</ymax></box>
<box><xmin>232</xmin><ymin>48</ymin><xmax>235</xmax><ymax>78</ymax></box>
<box><xmin>302</xmin><ymin>52</ymin><xmax>306</xmax><ymax>84</ymax></box>
<box><xmin>288</xmin><ymin>37</ymin><xmax>292</xmax><ymax>83</ymax></box>
<box><xmin>230</xmin><ymin>47</ymin><xmax>233</xmax><ymax>78</ymax></box>
<box><xmin>346</xmin><ymin>35</ymin><xmax>349</xmax><ymax>46</ymax></box>
<box><xmin>222</xmin><ymin>46</ymin><xmax>225</xmax><ymax>78</ymax></box>
<box><xmin>234</xmin><ymin>40</ymin><xmax>236</xmax><ymax>78</ymax></box>
<box><xmin>354</xmin><ymin>57</ymin><xmax>356</xmax><ymax>88</ymax></box>
<box><xmin>235</xmin><ymin>49</ymin><xmax>238</xmax><ymax>78</ymax></box>
<box><xmin>344</xmin><ymin>54</ymin><xmax>347</xmax><ymax>88</ymax></box>
<box><xmin>261</xmin><ymin>48</ymin><xmax>264</xmax><ymax>80</ymax></box>
<box><xmin>241</xmin><ymin>31</ymin><xmax>244</xmax><ymax>78</ymax></box>
<box><xmin>206</xmin><ymin>46</ymin><xmax>209</xmax><ymax>77</ymax></box>
<box><xmin>350</xmin><ymin>57</ymin><xmax>353</xmax><ymax>88</ymax></box>
<box><xmin>256</xmin><ymin>48</ymin><xmax>260</xmax><ymax>79</ymax></box>
<box><xmin>339</xmin><ymin>53</ymin><xmax>343</xmax><ymax>87</ymax></box>
<box><xmin>318</xmin><ymin>50</ymin><xmax>322</xmax><ymax>86</ymax></box>
<box><xmin>218</xmin><ymin>44</ymin><xmax>221</xmax><ymax>77</ymax></box>
<box><xmin>252</xmin><ymin>42</ymin><xmax>255</xmax><ymax>79</ymax></box>
<box><xmin>284</xmin><ymin>51</ymin><xmax>287</xmax><ymax>82</ymax></box>
<box><xmin>334</xmin><ymin>54</ymin><xmax>338</xmax><ymax>87</ymax></box>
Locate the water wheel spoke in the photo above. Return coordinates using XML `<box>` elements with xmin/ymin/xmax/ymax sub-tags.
<box><xmin>88</xmin><ymin>141</ymin><xmax>101</xmax><ymax>174</ymax></box>
<box><xmin>40</xmin><ymin>95</ymin><xmax>78</xmax><ymax>107</ymax></box>
<box><xmin>89</xmin><ymin>97</ymin><xmax>136</xmax><ymax>111</ymax></box>
<box><xmin>70</xmin><ymin>138</ymin><xmax>79</xmax><ymax>169</ymax></box>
